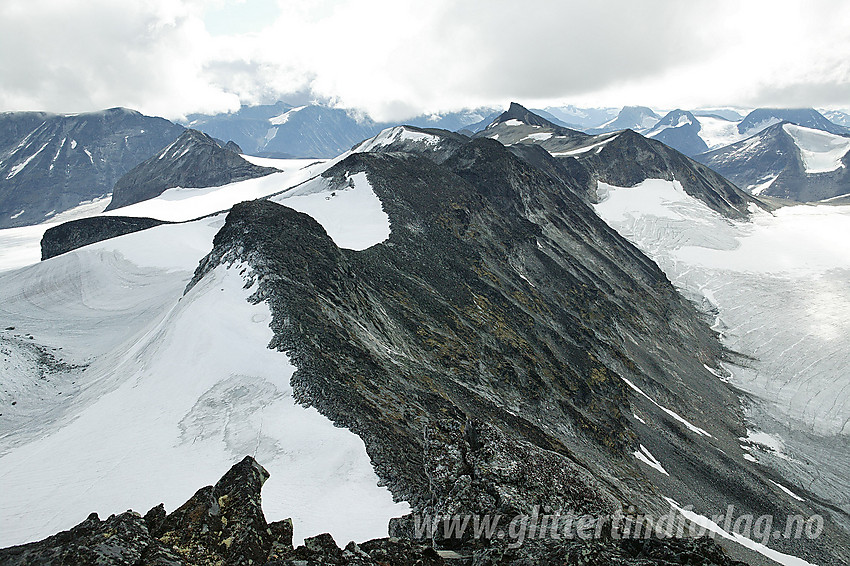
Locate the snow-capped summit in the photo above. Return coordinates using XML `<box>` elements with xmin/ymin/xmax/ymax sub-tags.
<box><xmin>477</xmin><ymin>102</ymin><xmax>591</xmax><ymax>150</ymax></box>
<box><xmin>589</xmin><ymin>105</ymin><xmax>660</xmax><ymax>134</ymax></box>
<box><xmin>645</xmin><ymin>109</ymin><xmax>708</xmax><ymax>156</ymax></box>
<box><xmin>351</xmin><ymin>124</ymin><xmax>460</xmax><ymax>155</ymax></box>
<box><xmin>737</xmin><ymin>107</ymin><xmax>849</xmax><ymax>137</ymax></box>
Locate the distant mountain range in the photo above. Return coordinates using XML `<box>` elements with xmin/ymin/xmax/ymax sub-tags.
<box><xmin>0</xmin><ymin>108</ymin><xmax>183</xmax><ymax>228</ymax></box>
<box><xmin>2</xmin><ymin>101</ymin><xmax>849</xmax><ymax>231</ymax></box>
<box><xmin>476</xmin><ymin>102</ymin><xmax>757</xmax><ymax>218</ymax></box>
<box><xmin>184</xmin><ymin>103</ymin><xmax>498</xmax><ymax>159</ymax></box>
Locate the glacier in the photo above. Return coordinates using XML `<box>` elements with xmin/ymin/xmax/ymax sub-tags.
<box><xmin>594</xmin><ymin>179</ymin><xmax>850</xmax><ymax>520</ymax></box>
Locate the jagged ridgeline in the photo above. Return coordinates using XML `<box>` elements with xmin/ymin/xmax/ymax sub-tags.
<box><xmin>177</xmin><ymin>125</ymin><xmax>837</xmax><ymax>562</ymax></box>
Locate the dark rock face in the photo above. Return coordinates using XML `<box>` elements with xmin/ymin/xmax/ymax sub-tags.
<box><xmin>475</xmin><ymin>104</ymin><xmax>758</xmax><ymax>218</ymax></box>
<box><xmin>646</xmin><ymin>110</ymin><xmax>709</xmax><ymax>156</ymax></box>
<box><xmin>486</xmin><ymin>102</ymin><xmax>590</xmax><ymax>143</ymax></box>
<box><xmin>0</xmin><ymin>108</ymin><xmax>184</xmax><ymax>228</ymax></box>
<box><xmin>41</xmin><ymin>215</ymin><xmax>166</xmax><ymax>260</ymax></box>
<box><xmin>181</xmin><ymin>135</ymin><xmax>831</xmax><ymax>560</ymax></box>
<box><xmin>0</xmin><ymin>455</ymin><xmax>749</xmax><ymax>565</ymax></box>
<box><xmin>474</xmin><ymin>104</ymin><xmax>758</xmax><ymax>216</ymax></box>
<box><xmin>107</xmin><ymin>129</ymin><xmax>279</xmax><ymax>211</ymax></box>
<box><xmin>223</xmin><ymin>140</ymin><xmax>243</xmax><ymax>154</ymax></box>
<box><xmin>696</xmin><ymin>122</ymin><xmax>850</xmax><ymax>202</ymax></box>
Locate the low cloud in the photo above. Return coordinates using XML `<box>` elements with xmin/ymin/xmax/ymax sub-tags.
<box><xmin>1</xmin><ymin>0</ymin><xmax>849</xmax><ymax>119</ymax></box>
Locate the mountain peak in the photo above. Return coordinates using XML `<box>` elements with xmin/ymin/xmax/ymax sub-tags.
<box><xmin>491</xmin><ymin>102</ymin><xmax>562</xmax><ymax>129</ymax></box>
<box><xmin>106</xmin><ymin>129</ymin><xmax>278</xmax><ymax>210</ymax></box>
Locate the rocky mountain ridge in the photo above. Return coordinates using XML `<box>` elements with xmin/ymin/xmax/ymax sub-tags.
<box><xmin>178</xmin><ymin>127</ymin><xmax>844</xmax><ymax>562</ymax></box>
<box><xmin>106</xmin><ymin>129</ymin><xmax>279</xmax><ymax>211</ymax></box>
<box><xmin>475</xmin><ymin>103</ymin><xmax>760</xmax><ymax>218</ymax></box>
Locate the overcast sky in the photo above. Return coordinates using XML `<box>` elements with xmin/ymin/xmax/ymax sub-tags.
<box><xmin>1</xmin><ymin>0</ymin><xmax>849</xmax><ymax>120</ymax></box>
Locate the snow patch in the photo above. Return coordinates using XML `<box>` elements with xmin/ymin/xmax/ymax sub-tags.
<box><xmin>664</xmin><ymin>498</ymin><xmax>816</xmax><ymax>566</ymax></box>
<box><xmin>550</xmin><ymin>135</ymin><xmax>618</xmax><ymax>157</ymax></box>
<box><xmin>502</xmin><ymin>119</ymin><xmax>523</xmax><ymax>126</ymax></box>
<box><xmin>633</xmin><ymin>445</ymin><xmax>669</xmax><ymax>475</ymax></box>
<box><xmin>9</xmin><ymin>210</ymin><xmax>24</xmax><ymax>220</ymax></box>
<box><xmin>769</xmin><ymin>480</ymin><xmax>804</xmax><ymax>502</ymax></box>
<box><xmin>747</xmin><ymin>175</ymin><xmax>778</xmax><ymax>196</ymax></box>
<box><xmin>5</xmin><ymin>142</ymin><xmax>49</xmax><ymax>179</ymax></box>
<box><xmin>269</xmin><ymin>105</ymin><xmax>307</xmax><ymax>125</ymax></box>
<box><xmin>741</xmin><ymin>117</ymin><xmax>781</xmax><ymax>137</ymax></box>
<box><xmin>620</xmin><ymin>375</ymin><xmax>712</xmax><ymax>437</ymax></box>
<box><xmin>522</xmin><ymin>132</ymin><xmax>553</xmax><ymax>142</ymax></box>
<box><xmin>49</xmin><ymin>138</ymin><xmax>67</xmax><ymax>170</ymax></box>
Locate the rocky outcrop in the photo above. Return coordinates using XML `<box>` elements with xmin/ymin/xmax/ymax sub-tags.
<box><xmin>0</xmin><ymin>457</ymin><xmax>441</xmax><ymax>566</ymax></box>
<box><xmin>41</xmin><ymin>215</ymin><xmax>166</xmax><ymax>260</ymax></box>
<box><xmin>106</xmin><ymin>129</ymin><xmax>278</xmax><ymax>211</ymax></box>
<box><xmin>0</xmin><ymin>456</ymin><xmax>753</xmax><ymax>565</ymax></box>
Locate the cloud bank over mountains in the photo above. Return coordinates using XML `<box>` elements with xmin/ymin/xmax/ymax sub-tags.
<box><xmin>2</xmin><ymin>0</ymin><xmax>849</xmax><ymax>120</ymax></box>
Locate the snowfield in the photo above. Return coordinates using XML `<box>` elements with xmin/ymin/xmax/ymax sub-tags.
<box><xmin>594</xmin><ymin>179</ymin><xmax>850</xmax><ymax>520</ymax></box>
<box><xmin>105</xmin><ymin>158</ymin><xmax>328</xmax><ymax>222</ymax></box>
<box><xmin>695</xmin><ymin>116</ymin><xmax>747</xmax><ymax>150</ymax></box>
<box><xmin>270</xmin><ymin>171</ymin><xmax>390</xmax><ymax>251</ymax></box>
<box><xmin>783</xmin><ymin>123</ymin><xmax>850</xmax><ymax>173</ymax></box>
<box><xmin>0</xmin><ymin>155</ymin><xmax>407</xmax><ymax>547</ymax></box>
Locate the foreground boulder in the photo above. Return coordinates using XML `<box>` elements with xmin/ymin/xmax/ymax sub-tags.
<box><xmin>0</xmin><ymin>457</ymin><xmax>439</xmax><ymax>566</ymax></box>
